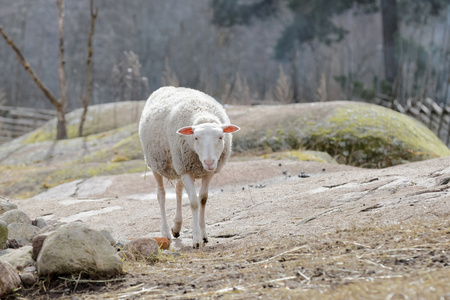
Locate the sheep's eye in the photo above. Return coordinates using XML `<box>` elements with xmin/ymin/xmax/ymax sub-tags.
<box><xmin>219</xmin><ymin>136</ymin><xmax>223</xmax><ymax>140</ymax></box>
<box><xmin>194</xmin><ymin>137</ymin><xmax>198</xmax><ymax>141</ymax></box>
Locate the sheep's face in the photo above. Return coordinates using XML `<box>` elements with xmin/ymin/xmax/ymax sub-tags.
<box><xmin>177</xmin><ymin>123</ymin><xmax>240</xmax><ymax>172</ymax></box>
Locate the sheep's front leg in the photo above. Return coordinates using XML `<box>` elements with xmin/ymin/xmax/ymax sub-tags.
<box><xmin>181</xmin><ymin>173</ymin><xmax>202</xmax><ymax>249</ymax></box>
<box><xmin>153</xmin><ymin>171</ymin><xmax>171</xmax><ymax>240</ymax></box>
<box><xmin>171</xmin><ymin>179</ymin><xmax>183</xmax><ymax>238</ymax></box>
<box><xmin>199</xmin><ymin>173</ymin><xmax>213</xmax><ymax>244</ymax></box>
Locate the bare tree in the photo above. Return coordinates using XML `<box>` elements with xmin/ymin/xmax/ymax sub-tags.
<box><xmin>0</xmin><ymin>24</ymin><xmax>67</xmax><ymax>139</ymax></box>
<box><xmin>78</xmin><ymin>0</ymin><xmax>98</xmax><ymax>137</ymax></box>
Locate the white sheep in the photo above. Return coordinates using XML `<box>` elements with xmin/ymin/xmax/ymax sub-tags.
<box><xmin>138</xmin><ymin>86</ymin><xmax>240</xmax><ymax>248</ymax></box>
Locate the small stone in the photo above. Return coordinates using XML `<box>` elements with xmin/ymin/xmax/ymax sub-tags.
<box><xmin>101</xmin><ymin>230</ymin><xmax>116</xmax><ymax>246</ymax></box>
<box><xmin>154</xmin><ymin>237</ymin><xmax>170</xmax><ymax>250</ymax></box>
<box><xmin>6</xmin><ymin>239</ymin><xmax>20</xmax><ymax>249</ymax></box>
<box><xmin>163</xmin><ymin>250</ymin><xmax>181</xmax><ymax>258</ymax></box>
<box><xmin>23</xmin><ymin>266</ymin><xmax>36</xmax><ymax>273</ymax></box>
<box><xmin>0</xmin><ymin>248</ymin><xmax>14</xmax><ymax>256</ymax></box>
<box><xmin>32</xmin><ymin>235</ymin><xmax>48</xmax><ymax>260</ymax></box>
<box><xmin>0</xmin><ymin>260</ymin><xmax>21</xmax><ymax>298</ymax></box>
<box><xmin>0</xmin><ymin>198</ymin><xmax>18</xmax><ymax>215</ymax></box>
<box><xmin>7</xmin><ymin>223</ymin><xmax>40</xmax><ymax>246</ymax></box>
<box><xmin>114</xmin><ymin>239</ymin><xmax>131</xmax><ymax>251</ymax></box>
<box><xmin>0</xmin><ymin>220</ymin><xmax>7</xmax><ymax>249</ymax></box>
<box><xmin>1</xmin><ymin>245</ymin><xmax>34</xmax><ymax>271</ymax></box>
<box><xmin>124</xmin><ymin>237</ymin><xmax>159</xmax><ymax>262</ymax></box>
<box><xmin>118</xmin><ymin>250</ymin><xmax>135</xmax><ymax>262</ymax></box>
<box><xmin>33</xmin><ymin>218</ymin><xmax>47</xmax><ymax>229</ymax></box>
<box><xmin>20</xmin><ymin>272</ymin><xmax>38</xmax><ymax>286</ymax></box>
<box><xmin>0</xmin><ymin>209</ymin><xmax>31</xmax><ymax>225</ymax></box>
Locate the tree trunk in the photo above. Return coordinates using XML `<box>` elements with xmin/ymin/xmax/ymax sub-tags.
<box><xmin>290</xmin><ymin>47</ymin><xmax>299</xmax><ymax>103</ymax></box>
<box><xmin>56</xmin><ymin>109</ymin><xmax>67</xmax><ymax>140</ymax></box>
<box><xmin>380</xmin><ymin>0</ymin><xmax>399</xmax><ymax>87</ymax></box>
<box><xmin>56</xmin><ymin>0</ymin><xmax>67</xmax><ymax>139</ymax></box>
<box><xmin>79</xmin><ymin>0</ymin><xmax>98</xmax><ymax>137</ymax></box>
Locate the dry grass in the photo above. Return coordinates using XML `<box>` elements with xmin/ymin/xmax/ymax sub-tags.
<box><xmin>16</xmin><ymin>218</ymin><xmax>449</xmax><ymax>299</ymax></box>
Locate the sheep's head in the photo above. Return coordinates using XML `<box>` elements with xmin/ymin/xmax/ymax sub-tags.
<box><xmin>177</xmin><ymin>123</ymin><xmax>240</xmax><ymax>172</ymax></box>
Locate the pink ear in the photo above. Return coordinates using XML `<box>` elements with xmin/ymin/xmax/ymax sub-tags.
<box><xmin>177</xmin><ymin>126</ymin><xmax>194</xmax><ymax>135</ymax></box>
<box><xmin>222</xmin><ymin>125</ymin><xmax>240</xmax><ymax>133</ymax></box>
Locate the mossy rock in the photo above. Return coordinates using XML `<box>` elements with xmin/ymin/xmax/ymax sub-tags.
<box><xmin>229</xmin><ymin>101</ymin><xmax>450</xmax><ymax>168</ymax></box>
<box><xmin>20</xmin><ymin>101</ymin><xmax>145</xmax><ymax>144</ymax></box>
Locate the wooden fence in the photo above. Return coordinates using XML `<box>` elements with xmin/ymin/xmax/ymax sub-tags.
<box><xmin>373</xmin><ymin>96</ymin><xmax>450</xmax><ymax>147</ymax></box>
<box><xmin>0</xmin><ymin>106</ymin><xmax>56</xmax><ymax>144</ymax></box>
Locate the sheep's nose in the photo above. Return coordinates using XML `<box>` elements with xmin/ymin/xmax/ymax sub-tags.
<box><xmin>204</xmin><ymin>159</ymin><xmax>215</xmax><ymax>167</ymax></box>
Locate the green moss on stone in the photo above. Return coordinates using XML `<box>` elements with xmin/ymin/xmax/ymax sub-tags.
<box><xmin>302</xmin><ymin>103</ymin><xmax>450</xmax><ymax>167</ymax></box>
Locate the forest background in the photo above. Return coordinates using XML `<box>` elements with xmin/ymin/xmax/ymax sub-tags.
<box><xmin>0</xmin><ymin>0</ymin><xmax>449</xmax><ymax>113</ymax></box>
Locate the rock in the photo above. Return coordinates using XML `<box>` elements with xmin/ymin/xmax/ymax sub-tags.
<box><xmin>0</xmin><ymin>246</ymin><xmax>34</xmax><ymax>271</ymax></box>
<box><xmin>101</xmin><ymin>229</ymin><xmax>116</xmax><ymax>246</ymax></box>
<box><xmin>0</xmin><ymin>249</ymin><xmax>14</xmax><ymax>256</ymax></box>
<box><xmin>38</xmin><ymin>224</ymin><xmax>55</xmax><ymax>234</ymax></box>
<box><xmin>6</xmin><ymin>239</ymin><xmax>20</xmax><ymax>249</ymax></box>
<box><xmin>0</xmin><ymin>220</ymin><xmax>7</xmax><ymax>249</ymax></box>
<box><xmin>118</xmin><ymin>250</ymin><xmax>135</xmax><ymax>262</ymax></box>
<box><xmin>0</xmin><ymin>209</ymin><xmax>31</xmax><ymax>225</ymax></box>
<box><xmin>154</xmin><ymin>237</ymin><xmax>171</xmax><ymax>250</ymax></box>
<box><xmin>232</xmin><ymin>102</ymin><xmax>450</xmax><ymax>167</ymax></box>
<box><xmin>33</xmin><ymin>218</ymin><xmax>47</xmax><ymax>229</ymax></box>
<box><xmin>7</xmin><ymin>223</ymin><xmax>40</xmax><ymax>246</ymax></box>
<box><xmin>162</xmin><ymin>250</ymin><xmax>182</xmax><ymax>258</ymax></box>
<box><xmin>0</xmin><ymin>198</ymin><xmax>17</xmax><ymax>215</ymax></box>
<box><xmin>36</xmin><ymin>222</ymin><xmax>123</xmax><ymax>277</ymax></box>
<box><xmin>32</xmin><ymin>235</ymin><xmax>48</xmax><ymax>260</ymax></box>
<box><xmin>0</xmin><ymin>260</ymin><xmax>21</xmax><ymax>298</ymax></box>
<box><xmin>23</xmin><ymin>265</ymin><xmax>36</xmax><ymax>273</ymax></box>
<box><xmin>124</xmin><ymin>237</ymin><xmax>159</xmax><ymax>262</ymax></box>
<box><xmin>114</xmin><ymin>239</ymin><xmax>131</xmax><ymax>251</ymax></box>
<box><xmin>19</xmin><ymin>272</ymin><xmax>38</xmax><ymax>286</ymax></box>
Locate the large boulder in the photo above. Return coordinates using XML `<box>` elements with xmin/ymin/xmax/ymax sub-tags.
<box><xmin>0</xmin><ymin>260</ymin><xmax>21</xmax><ymax>298</ymax></box>
<box><xmin>36</xmin><ymin>222</ymin><xmax>123</xmax><ymax>277</ymax></box>
<box><xmin>229</xmin><ymin>101</ymin><xmax>450</xmax><ymax>167</ymax></box>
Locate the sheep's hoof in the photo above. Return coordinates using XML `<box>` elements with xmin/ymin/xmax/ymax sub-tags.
<box><xmin>203</xmin><ymin>237</ymin><xmax>209</xmax><ymax>244</ymax></box>
<box><xmin>193</xmin><ymin>243</ymin><xmax>200</xmax><ymax>249</ymax></box>
<box><xmin>172</xmin><ymin>229</ymin><xmax>180</xmax><ymax>238</ymax></box>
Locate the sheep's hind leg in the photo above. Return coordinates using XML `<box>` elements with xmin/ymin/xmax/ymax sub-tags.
<box><xmin>153</xmin><ymin>171</ymin><xmax>171</xmax><ymax>240</ymax></box>
<box><xmin>199</xmin><ymin>173</ymin><xmax>213</xmax><ymax>244</ymax></box>
<box><xmin>171</xmin><ymin>179</ymin><xmax>183</xmax><ymax>238</ymax></box>
<box><xmin>181</xmin><ymin>173</ymin><xmax>202</xmax><ymax>249</ymax></box>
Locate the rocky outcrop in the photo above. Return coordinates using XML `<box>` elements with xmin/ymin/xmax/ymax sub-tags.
<box><xmin>229</xmin><ymin>101</ymin><xmax>450</xmax><ymax>167</ymax></box>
